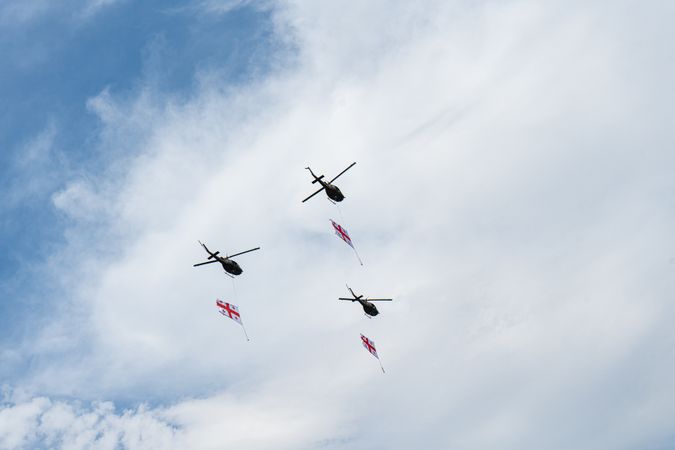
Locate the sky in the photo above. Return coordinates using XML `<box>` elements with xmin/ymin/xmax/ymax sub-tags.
<box><xmin>1</xmin><ymin>0</ymin><xmax>675</xmax><ymax>449</ymax></box>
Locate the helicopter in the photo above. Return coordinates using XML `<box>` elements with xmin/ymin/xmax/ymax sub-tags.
<box><xmin>302</xmin><ymin>162</ymin><xmax>356</xmax><ymax>203</ymax></box>
<box><xmin>339</xmin><ymin>284</ymin><xmax>392</xmax><ymax>317</ymax></box>
<box><xmin>193</xmin><ymin>241</ymin><xmax>260</xmax><ymax>277</ymax></box>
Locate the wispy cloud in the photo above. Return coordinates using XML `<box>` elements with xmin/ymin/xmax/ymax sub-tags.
<box><xmin>79</xmin><ymin>0</ymin><xmax>126</xmax><ymax>19</ymax></box>
<box><xmin>2</xmin><ymin>121</ymin><xmax>62</xmax><ymax>210</ymax></box>
<box><xmin>0</xmin><ymin>0</ymin><xmax>52</xmax><ymax>26</ymax></box>
<box><xmin>195</xmin><ymin>0</ymin><xmax>258</xmax><ymax>14</ymax></box>
<box><xmin>0</xmin><ymin>0</ymin><xmax>123</xmax><ymax>25</ymax></box>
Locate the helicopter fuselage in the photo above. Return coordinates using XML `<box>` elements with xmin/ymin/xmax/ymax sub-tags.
<box><xmin>315</xmin><ymin>178</ymin><xmax>345</xmax><ymax>202</ymax></box>
<box><xmin>359</xmin><ymin>299</ymin><xmax>379</xmax><ymax>317</ymax></box>
<box><xmin>324</xmin><ymin>183</ymin><xmax>345</xmax><ymax>202</ymax></box>
<box><xmin>217</xmin><ymin>257</ymin><xmax>243</xmax><ymax>275</ymax></box>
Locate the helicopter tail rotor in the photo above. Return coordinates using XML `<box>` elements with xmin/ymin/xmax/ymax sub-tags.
<box><xmin>305</xmin><ymin>166</ymin><xmax>324</xmax><ymax>182</ymax></box>
<box><xmin>345</xmin><ymin>283</ymin><xmax>358</xmax><ymax>298</ymax></box>
<box><xmin>199</xmin><ymin>240</ymin><xmax>219</xmax><ymax>258</ymax></box>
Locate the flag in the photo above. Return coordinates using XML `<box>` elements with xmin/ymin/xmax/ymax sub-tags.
<box><xmin>330</xmin><ymin>219</ymin><xmax>354</xmax><ymax>248</ymax></box>
<box><xmin>216</xmin><ymin>299</ymin><xmax>249</xmax><ymax>341</ymax></box>
<box><xmin>361</xmin><ymin>334</ymin><xmax>385</xmax><ymax>372</ymax></box>
<box><xmin>216</xmin><ymin>300</ymin><xmax>242</xmax><ymax>325</ymax></box>
<box><xmin>360</xmin><ymin>334</ymin><xmax>379</xmax><ymax>359</ymax></box>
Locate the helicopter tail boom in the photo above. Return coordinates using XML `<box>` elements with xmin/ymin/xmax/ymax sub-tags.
<box><xmin>345</xmin><ymin>284</ymin><xmax>358</xmax><ymax>298</ymax></box>
<box><xmin>199</xmin><ymin>241</ymin><xmax>220</xmax><ymax>259</ymax></box>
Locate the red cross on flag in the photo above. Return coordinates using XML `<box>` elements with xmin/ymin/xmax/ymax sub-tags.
<box><xmin>330</xmin><ymin>219</ymin><xmax>363</xmax><ymax>265</ymax></box>
<box><xmin>217</xmin><ymin>300</ymin><xmax>242</xmax><ymax>324</ymax></box>
<box><xmin>216</xmin><ymin>300</ymin><xmax>249</xmax><ymax>341</ymax></box>
<box><xmin>360</xmin><ymin>334</ymin><xmax>385</xmax><ymax>373</ymax></box>
<box><xmin>360</xmin><ymin>334</ymin><xmax>378</xmax><ymax>358</ymax></box>
<box><xmin>330</xmin><ymin>219</ymin><xmax>354</xmax><ymax>248</ymax></box>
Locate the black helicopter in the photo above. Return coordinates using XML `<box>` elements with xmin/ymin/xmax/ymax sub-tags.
<box><xmin>193</xmin><ymin>241</ymin><xmax>260</xmax><ymax>277</ymax></box>
<box><xmin>339</xmin><ymin>284</ymin><xmax>392</xmax><ymax>317</ymax></box>
<box><xmin>302</xmin><ymin>162</ymin><xmax>356</xmax><ymax>203</ymax></box>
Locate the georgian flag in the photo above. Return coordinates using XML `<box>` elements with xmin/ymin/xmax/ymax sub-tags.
<box><xmin>330</xmin><ymin>219</ymin><xmax>354</xmax><ymax>248</ymax></box>
<box><xmin>360</xmin><ymin>334</ymin><xmax>379</xmax><ymax>359</ymax></box>
<box><xmin>216</xmin><ymin>300</ymin><xmax>242</xmax><ymax>325</ymax></box>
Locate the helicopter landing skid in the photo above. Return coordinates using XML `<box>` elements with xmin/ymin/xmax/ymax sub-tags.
<box><xmin>364</xmin><ymin>313</ymin><xmax>373</xmax><ymax>319</ymax></box>
<box><xmin>224</xmin><ymin>272</ymin><xmax>235</xmax><ymax>279</ymax></box>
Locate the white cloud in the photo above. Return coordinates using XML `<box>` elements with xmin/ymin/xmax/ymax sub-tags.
<box><xmin>0</xmin><ymin>393</ymin><xmax>182</xmax><ymax>450</ymax></box>
<box><xmin>6</xmin><ymin>0</ymin><xmax>675</xmax><ymax>449</ymax></box>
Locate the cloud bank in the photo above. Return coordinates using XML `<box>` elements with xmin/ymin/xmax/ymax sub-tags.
<box><xmin>3</xmin><ymin>0</ymin><xmax>675</xmax><ymax>449</ymax></box>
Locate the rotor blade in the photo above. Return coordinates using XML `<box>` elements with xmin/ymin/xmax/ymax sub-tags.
<box><xmin>328</xmin><ymin>161</ymin><xmax>356</xmax><ymax>183</ymax></box>
<box><xmin>227</xmin><ymin>247</ymin><xmax>261</xmax><ymax>259</ymax></box>
<box><xmin>193</xmin><ymin>260</ymin><xmax>220</xmax><ymax>267</ymax></box>
<box><xmin>338</xmin><ymin>298</ymin><xmax>355</xmax><ymax>301</ymax></box>
<box><xmin>366</xmin><ymin>298</ymin><xmax>393</xmax><ymax>301</ymax></box>
<box><xmin>302</xmin><ymin>186</ymin><xmax>325</xmax><ymax>203</ymax></box>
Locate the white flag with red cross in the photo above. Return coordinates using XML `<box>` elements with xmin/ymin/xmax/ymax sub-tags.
<box><xmin>217</xmin><ymin>300</ymin><xmax>242</xmax><ymax>324</ymax></box>
<box><xmin>360</xmin><ymin>334</ymin><xmax>378</xmax><ymax>358</ymax></box>
<box><xmin>216</xmin><ymin>299</ymin><xmax>249</xmax><ymax>341</ymax></box>
<box><xmin>360</xmin><ymin>334</ymin><xmax>385</xmax><ymax>373</ymax></box>
<box><xmin>330</xmin><ymin>219</ymin><xmax>363</xmax><ymax>265</ymax></box>
<box><xmin>331</xmin><ymin>219</ymin><xmax>354</xmax><ymax>248</ymax></box>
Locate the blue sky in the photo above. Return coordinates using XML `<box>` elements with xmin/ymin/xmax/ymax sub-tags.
<box><xmin>0</xmin><ymin>1</ymin><xmax>279</xmax><ymax>345</ymax></box>
<box><xmin>2</xmin><ymin>1</ymin><xmax>675</xmax><ymax>449</ymax></box>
